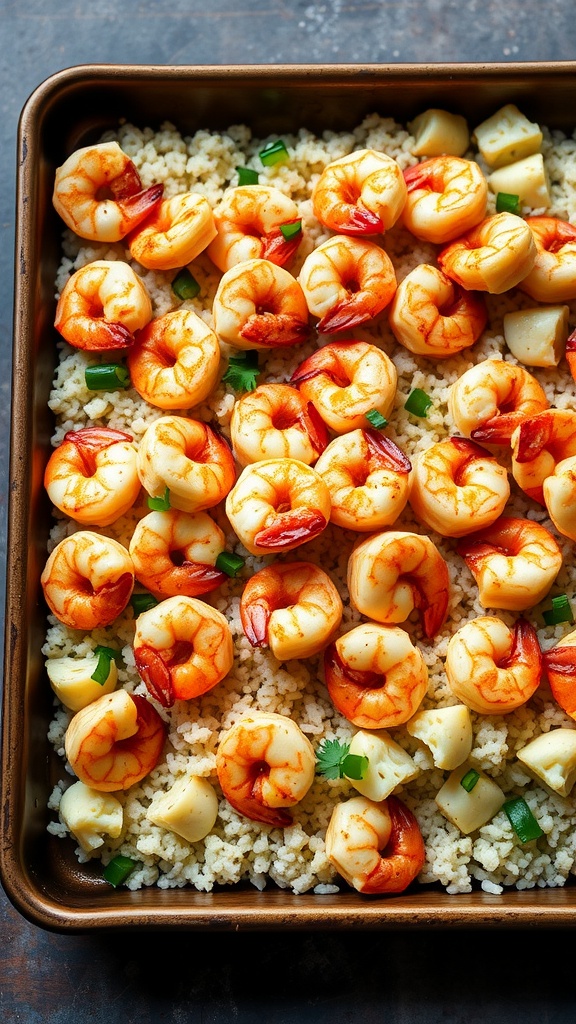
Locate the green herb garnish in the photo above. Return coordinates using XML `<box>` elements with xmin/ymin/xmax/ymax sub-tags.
<box><xmin>316</xmin><ymin>738</ymin><xmax>369</xmax><ymax>781</ymax></box>
<box><xmin>103</xmin><ymin>855</ymin><xmax>138</xmax><ymax>888</ymax></box>
<box><xmin>460</xmin><ymin>768</ymin><xmax>480</xmax><ymax>793</ymax></box>
<box><xmin>543</xmin><ymin>594</ymin><xmax>573</xmax><ymax>626</ymax></box>
<box><xmin>147</xmin><ymin>487</ymin><xmax>171</xmax><ymax>511</ymax></box>
<box><xmin>222</xmin><ymin>350</ymin><xmax>260</xmax><ymax>392</ymax></box>
<box><xmin>172</xmin><ymin>268</ymin><xmax>200</xmax><ymax>301</ymax></box>
<box><xmin>503</xmin><ymin>796</ymin><xmax>544</xmax><ymax>843</ymax></box>
<box><xmin>404</xmin><ymin>388</ymin><xmax>433</xmax><ymax>417</ymax></box>
<box><xmin>236</xmin><ymin>166</ymin><xmax>259</xmax><ymax>186</ymax></box>
<box><xmin>259</xmin><ymin>139</ymin><xmax>289</xmax><ymax>166</ymax></box>
<box><xmin>279</xmin><ymin>219</ymin><xmax>302</xmax><ymax>241</ymax></box>
<box><xmin>85</xmin><ymin>363</ymin><xmax>131</xmax><ymax>391</ymax></box>
<box><xmin>130</xmin><ymin>592</ymin><xmax>159</xmax><ymax>616</ymax></box>
<box><xmin>90</xmin><ymin>645</ymin><xmax>121</xmax><ymax>685</ymax></box>
<box><xmin>496</xmin><ymin>192</ymin><xmax>521</xmax><ymax>216</ymax></box>
<box><xmin>365</xmin><ymin>408</ymin><xmax>388</xmax><ymax>430</ymax></box>
<box><xmin>215</xmin><ymin>551</ymin><xmax>246</xmax><ymax>577</ymax></box>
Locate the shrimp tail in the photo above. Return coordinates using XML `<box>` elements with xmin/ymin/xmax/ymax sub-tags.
<box><xmin>513</xmin><ymin>417</ymin><xmax>553</xmax><ymax>464</ymax></box>
<box><xmin>360</xmin><ymin>796</ymin><xmax>425</xmax><ymax>894</ymax></box>
<box><xmin>300</xmin><ymin>402</ymin><xmax>330</xmax><ymax>456</ymax></box>
<box><xmin>471</xmin><ymin>413</ymin><xmax>523</xmax><ymax>444</ymax></box>
<box><xmin>412</xmin><ymin>576</ymin><xmax>449</xmax><ymax>639</ymax></box>
<box><xmin>543</xmin><ymin>645</ymin><xmax>576</xmax><ymax>717</ymax></box>
<box><xmin>134</xmin><ymin>644</ymin><xmax>174</xmax><ymax>709</ymax></box>
<box><xmin>364</xmin><ymin>429</ymin><xmax>412</xmax><ymax>474</ymax></box>
<box><xmin>501</xmin><ymin>618</ymin><xmax>542</xmax><ymax>675</ymax></box>
<box><xmin>65</xmin><ymin>426</ymin><xmax>134</xmax><ymax>473</ymax></box>
<box><xmin>290</xmin><ymin>365</ymin><xmax>349</xmax><ymax>389</ymax></box>
<box><xmin>240</xmin><ymin>598</ymin><xmax>271</xmax><ymax>648</ymax></box>
<box><xmin>119</xmin><ymin>183</ymin><xmax>165</xmax><ymax>223</ymax></box>
<box><xmin>566</xmin><ymin>330</ymin><xmax>576</xmax><ymax>384</ymax></box>
<box><xmin>240</xmin><ymin>313</ymin><xmax>310</xmax><ymax>348</ymax></box>
<box><xmin>341</xmin><ymin>207</ymin><xmax>384</xmax><ymax>234</ymax></box>
<box><xmin>317</xmin><ymin>298</ymin><xmax>371</xmax><ymax>334</ymax></box>
<box><xmin>254</xmin><ymin>508</ymin><xmax>327</xmax><ymax>549</ymax></box>
<box><xmin>261</xmin><ymin>224</ymin><xmax>302</xmax><ymax>266</ymax></box>
<box><xmin>324</xmin><ymin>642</ymin><xmax>382</xmax><ymax>690</ymax></box>
<box><xmin>168</xmin><ymin>562</ymin><xmax>228</xmax><ymax>597</ymax></box>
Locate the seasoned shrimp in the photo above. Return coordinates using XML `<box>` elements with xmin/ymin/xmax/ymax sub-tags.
<box><xmin>445</xmin><ymin>616</ymin><xmax>542</xmax><ymax>714</ymax></box>
<box><xmin>347</xmin><ymin>530</ymin><xmax>450</xmax><ymax>638</ymax></box>
<box><xmin>402</xmin><ymin>155</ymin><xmax>488</xmax><ymax>244</ymax></box>
<box><xmin>324</xmin><ymin>622</ymin><xmax>428</xmax><ymax>729</ymax></box>
<box><xmin>311</xmin><ymin>149</ymin><xmax>407</xmax><ymax>235</ymax></box>
<box><xmin>542</xmin><ymin>628</ymin><xmax>576</xmax><ymax>720</ymax></box>
<box><xmin>388</xmin><ymin>263</ymin><xmax>487</xmax><ymax>359</ymax></box>
<box><xmin>438</xmin><ymin>212</ymin><xmax>537</xmax><ymax>294</ymax></box>
<box><xmin>215</xmin><ymin>711</ymin><xmax>316</xmax><ymax>827</ymax></box>
<box><xmin>41</xmin><ymin>531</ymin><xmax>134</xmax><ymax>630</ymax></box>
<box><xmin>136</xmin><ymin>415</ymin><xmax>236</xmax><ymax>513</ymax></box>
<box><xmin>129</xmin><ymin>509</ymin><xmax>227</xmax><ymax>599</ymax></box>
<box><xmin>314</xmin><ymin>428</ymin><xmax>412</xmax><ymax>531</ymax></box>
<box><xmin>325</xmin><ymin>794</ymin><xmax>426</xmax><ymax>894</ymax></box>
<box><xmin>408</xmin><ymin>436</ymin><xmax>510</xmax><ymax>538</ymax></box>
<box><xmin>542</xmin><ymin>455</ymin><xmax>576</xmax><ymax>542</ymax></box>
<box><xmin>126</xmin><ymin>309</ymin><xmax>221</xmax><ymax>410</ymax></box>
<box><xmin>229</xmin><ymin>383</ymin><xmax>329</xmax><ymax>467</ymax></box>
<box><xmin>240</xmin><ymin>561</ymin><xmax>343</xmax><ymax>661</ymax></box>
<box><xmin>64</xmin><ymin>690</ymin><xmax>166</xmax><ymax>792</ymax></box>
<box><xmin>44</xmin><ymin>426</ymin><xmax>140</xmax><ymax>527</ymax></box>
<box><xmin>291</xmin><ymin>340</ymin><xmax>397</xmax><ymax>434</ymax></box>
<box><xmin>52</xmin><ymin>141</ymin><xmax>163</xmax><ymax>242</ymax></box>
<box><xmin>520</xmin><ymin>216</ymin><xmax>576</xmax><ymax>302</ymax></box>
<box><xmin>133</xmin><ymin>595</ymin><xmax>234</xmax><ymax>708</ymax></box>
<box><xmin>225</xmin><ymin>457</ymin><xmax>331</xmax><ymax>556</ymax></box>
<box><xmin>511</xmin><ymin>409</ymin><xmax>576</xmax><ymax>504</ymax></box>
<box><xmin>211</xmin><ymin>257</ymin><xmax>310</xmax><ymax>350</ymax></box>
<box><xmin>457</xmin><ymin>516</ymin><xmax>563</xmax><ymax>611</ymax></box>
<box><xmin>128</xmin><ymin>192</ymin><xmax>217</xmax><ymax>270</ymax></box>
<box><xmin>297</xmin><ymin>234</ymin><xmax>396</xmax><ymax>333</ymax></box>
<box><xmin>54</xmin><ymin>260</ymin><xmax>152</xmax><ymax>351</ymax></box>
<box><xmin>448</xmin><ymin>358</ymin><xmax>549</xmax><ymax>444</ymax></box>
<box><xmin>207</xmin><ymin>185</ymin><xmax>302</xmax><ymax>271</ymax></box>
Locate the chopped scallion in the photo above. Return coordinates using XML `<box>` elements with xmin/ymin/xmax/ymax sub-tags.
<box><xmin>496</xmin><ymin>192</ymin><xmax>521</xmax><ymax>216</ymax></box>
<box><xmin>279</xmin><ymin>219</ymin><xmax>302</xmax><ymax>241</ymax></box>
<box><xmin>172</xmin><ymin>268</ymin><xmax>200</xmax><ymax>301</ymax></box>
<box><xmin>215</xmin><ymin>551</ymin><xmax>245</xmax><ymax>577</ymax></box>
<box><xmin>222</xmin><ymin>350</ymin><xmax>260</xmax><ymax>392</ymax></box>
<box><xmin>460</xmin><ymin>768</ymin><xmax>480</xmax><ymax>793</ymax></box>
<box><xmin>130</xmin><ymin>592</ymin><xmax>159</xmax><ymax>615</ymax></box>
<box><xmin>147</xmin><ymin>487</ymin><xmax>171</xmax><ymax>511</ymax></box>
<box><xmin>341</xmin><ymin>753</ymin><xmax>369</xmax><ymax>781</ymax></box>
<box><xmin>103</xmin><ymin>855</ymin><xmax>138</xmax><ymax>888</ymax></box>
<box><xmin>259</xmin><ymin>139</ymin><xmax>289</xmax><ymax>166</ymax></box>
<box><xmin>543</xmin><ymin>594</ymin><xmax>573</xmax><ymax>626</ymax></box>
<box><xmin>404</xmin><ymin>388</ymin><xmax>433</xmax><ymax>417</ymax></box>
<box><xmin>503</xmin><ymin>796</ymin><xmax>544</xmax><ymax>843</ymax></box>
<box><xmin>236</xmin><ymin>166</ymin><xmax>259</xmax><ymax>186</ymax></box>
<box><xmin>85</xmin><ymin>363</ymin><xmax>131</xmax><ymax>391</ymax></box>
<box><xmin>365</xmin><ymin>408</ymin><xmax>388</xmax><ymax>429</ymax></box>
<box><xmin>316</xmin><ymin>737</ymin><xmax>369</xmax><ymax>781</ymax></box>
<box><xmin>90</xmin><ymin>646</ymin><xmax>120</xmax><ymax>685</ymax></box>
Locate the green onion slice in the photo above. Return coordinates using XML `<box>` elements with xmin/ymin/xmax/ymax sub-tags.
<box><xmin>503</xmin><ymin>796</ymin><xmax>544</xmax><ymax>843</ymax></box>
<box><xmin>85</xmin><ymin>363</ymin><xmax>131</xmax><ymax>391</ymax></box>
<box><xmin>543</xmin><ymin>594</ymin><xmax>573</xmax><ymax>626</ymax></box>
<box><xmin>460</xmin><ymin>768</ymin><xmax>480</xmax><ymax>793</ymax></box>
<box><xmin>365</xmin><ymin>408</ymin><xmax>388</xmax><ymax>429</ymax></box>
<box><xmin>147</xmin><ymin>487</ymin><xmax>171</xmax><ymax>512</ymax></box>
<box><xmin>130</xmin><ymin>592</ymin><xmax>159</xmax><ymax>615</ymax></box>
<box><xmin>496</xmin><ymin>192</ymin><xmax>521</xmax><ymax>216</ymax></box>
<box><xmin>236</xmin><ymin>166</ymin><xmax>259</xmax><ymax>186</ymax></box>
<box><xmin>103</xmin><ymin>855</ymin><xmax>138</xmax><ymax>888</ymax></box>
<box><xmin>90</xmin><ymin>646</ymin><xmax>120</xmax><ymax>685</ymax></box>
<box><xmin>279</xmin><ymin>219</ymin><xmax>302</xmax><ymax>241</ymax></box>
<box><xmin>341</xmin><ymin>754</ymin><xmax>369</xmax><ymax>781</ymax></box>
<box><xmin>404</xmin><ymin>388</ymin><xmax>433</xmax><ymax>417</ymax></box>
<box><xmin>259</xmin><ymin>139</ymin><xmax>289</xmax><ymax>166</ymax></box>
<box><xmin>215</xmin><ymin>551</ymin><xmax>245</xmax><ymax>577</ymax></box>
<box><xmin>172</xmin><ymin>268</ymin><xmax>200</xmax><ymax>301</ymax></box>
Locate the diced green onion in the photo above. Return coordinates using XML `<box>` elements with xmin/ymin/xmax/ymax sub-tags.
<box><xmin>496</xmin><ymin>192</ymin><xmax>521</xmax><ymax>216</ymax></box>
<box><xmin>365</xmin><ymin>408</ymin><xmax>388</xmax><ymax>430</ymax></box>
<box><xmin>90</xmin><ymin>646</ymin><xmax>119</xmax><ymax>685</ymax></box>
<box><xmin>236</xmin><ymin>166</ymin><xmax>259</xmax><ymax>186</ymax></box>
<box><xmin>503</xmin><ymin>796</ymin><xmax>544</xmax><ymax>843</ymax></box>
<box><xmin>103</xmin><ymin>855</ymin><xmax>138</xmax><ymax>888</ymax></box>
<box><xmin>404</xmin><ymin>388</ymin><xmax>433</xmax><ymax>417</ymax></box>
<box><xmin>172</xmin><ymin>268</ymin><xmax>200</xmax><ymax>301</ymax></box>
<box><xmin>215</xmin><ymin>551</ymin><xmax>246</xmax><ymax>577</ymax></box>
<box><xmin>259</xmin><ymin>139</ymin><xmax>289</xmax><ymax>166</ymax></box>
<box><xmin>342</xmin><ymin>754</ymin><xmax>369</xmax><ymax>781</ymax></box>
<box><xmin>279</xmin><ymin>219</ymin><xmax>302</xmax><ymax>241</ymax></box>
<box><xmin>543</xmin><ymin>594</ymin><xmax>573</xmax><ymax>626</ymax></box>
<box><xmin>147</xmin><ymin>487</ymin><xmax>171</xmax><ymax>512</ymax></box>
<box><xmin>85</xmin><ymin>363</ymin><xmax>131</xmax><ymax>391</ymax></box>
<box><xmin>460</xmin><ymin>768</ymin><xmax>480</xmax><ymax>793</ymax></box>
<box><xmin>130</xmin><ymin>592</ymin><xmax>159</xmax><ymax>615</ymax></box>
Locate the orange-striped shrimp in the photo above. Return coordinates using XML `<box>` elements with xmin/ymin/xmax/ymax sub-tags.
<box><xmin>402</xmin><ymin>155</ymin><xmax>488</xmax><ymax>244</ymax></box>
<box><xmin>388</xmin><ymin>264</ymin><xmax>487</xmax><ymax>359</ymax></box>
<box><xmin>520</xmin><ymin>216</ymin><xmax>576</xmax><ymax>302</ymax></box>
<box><xmin>207</xmin><ymin>185</ymin><xmax>303</xmax><ymax>271</ymax></box>
<box><xmin>445</xmin><ymin>616</ymin><xmax>542</xmax><ymax>714</ymax></box>
<box><xmin>41</xmin><ymin>531</ymin><xmax>134</xmax><ymax>630</ymax></box>
<box><xmin>438</xmin><ymin>212</ymin><xmax>537</xmax><ymax>294</ymax></box>
<box><xmin>211</xmin><ymin>257</ymin><xmax>310</xmax><ymax>350</ymax></box>
<box><xmin>128</xmin><ymin>191</ymin><xmax>217</xmax><ymax>270</ymax></box>
<box><xmin>128</xmin><ymin>509</ymin><xmax>228</xmax><ymax>599</ymax></box>
<box><xmin>54</xmin><ymin>260</ymin><xmax>152</xmax><ymax>351</ymax></box>
<box><xmin>542</xmin><ymin>629</ymin><xmax>576</xmax><ymax>720</ymax></box>
<box><xmin>312</xmin><ymin>149</ymin><xmax>407</xmax><ymax>235</ymax></box>
<box><xmin>229</xmin><ymin>383</ymin><xmax>329</xmax><ymax>467</ymax></box>
<box><xmin>126</xmin><ymin>309</ymin><xmax>221</xmax><ymax>410</ymax></box>
<box><xmin>448</xmin><ymin>359</ymin><xmax>549</xmax><ymax>444</ymax></box>
<box><xmin>511</xmin><ymin>408</ymin><xmax>576</xmax><ymax>505</ymax></box>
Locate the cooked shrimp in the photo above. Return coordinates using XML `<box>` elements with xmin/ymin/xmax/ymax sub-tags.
<box><xmin>311</xmin><ymin>149</ymin><xmax>407</xmax><ymax>235</ymax></box>
<box><xmin>126</xmin><ymin>309</ymin><xmax>221</xmax><ymax>410</ymax></box>
<box><xmin>54</xmin><ymin>260</ymin><xmax>152</xmax><ymax>351</ymax></box>
<box><xmin>133</xmin><ymin>595</ymin><xmax>234</xmax><ymax>708</ymax></box>
<box><xmin>388</xmin><ymin>263</ymin><xmax>487</xmax><ymax>358</ymax></box>
<box><xmin>291</xmin><ymin>340</ymin><xmax>397</xmax><ymax>434</ymax></box>
<box><xmin>211</xmin><ymin>257</ymin><xmax>310</xmax><ymax>350</ymax></box>
<box><xmin>542</xmin><ymin>628</ymin><xmax>576</xmax><ymax>720</ymax></box>
<box><xmin>128</xmin><ymin>192</ymin><xmax>217</xmax><ymax>270</ymax></box>
<box><xmin>215</xmin><ymin>711</ymin><xmax>316</xmax><ymax>827</ymax></box>
<box><xmin>128</xmin><ymin>509</ymin><xmax>227</xmax><ymax>599</ymax></box>
<box><xmin>314</xmin><ymin>428</ymin><xmax>411</xmax><ymax>531</ymax></box>
<box><xmin>511</xmin><ymin>408</ymin><xmax>576</xmax><ymax>504</ymax></box>
<box><xmin>457</xmin><ymin>515</ymin><xmax>563</xmax><ymax>611</ymax></box>
<box><xmin>347</xmin><ymin>530</ymin><xmax>450</xmax><ymax>638</ymax></box>
<box><xmin>324</xmin><ymin>622</ymin><xmax>428</xmax><ymax>729</ymax></box>
<box><xmin>240</xmin><ymin>561</ymin><xmax>343</xmax><ymax>661</ymax></box>
<box><xmin>325</xmin><ymin>794</ymin><xmax>425</xmax><ymax>894</ymax></box>
<box><xmin>402</xmin><ymin>155</ymin><xmax>488</xmax><ymax>244</ymax></box>
<box><xmin>520</xmin><ymin>216</ymin><xmax>576</xmax><ymax>302</ymax></box>
<box><xmin>229</xmin><ymin>383</ymin><xmax>329</xmax><ymax>467</ymax></box>
<box><xmin>44</xmin><ymin>426</ymin><xmax>140</xmax><ymax>527</ymax></box>
<box><xmin>408</xmin><ymin>436</ymin><xmax>510</xmax><ymax>538</ymax></box>
<box><xmin>41</xmin><ymin>531</ymin><xmax>134</xmax><ymax>630</ymax></box>
<box><xmin>136</xmin><ymin>415</ymin><xmax>236</xmax><ymax>513</ymax></box>
<box><xmin>225</xmin><ymin>458</ymin><xmax>331</xmax><ymax>556</ymax></box>
<box><xmin>445</xmin><ymin>616</ymin><xmax>542</xmax><ymax>714</ymax></box>
<box><xmin>438</xmin><ymin>212</ymin><xmax>537</xmax><ymax>294</ymax></box>
<box><xmin>542</xmin><ymin>455</ymin><xmax>576</xmax><ymax>542</ymax></box>
<box><xmin>64</xmin><ymin>690</ymin><xmax>166</xmax><ymax>791</ymax></box>
<box><xmin>297</xmin><ymin>234</ymin><xmax>396</xmax><ymax>333</ymax></box>
<box><xmin>207</xmin><ymin>185</ymin><xmax>302</xmax><ymax>271</ymax></box>
<box><xmin>52</xmin><ymin>141</ymin><xmax>163</xmax><ymax>242</ymax></box>
<box><xmin>448</xmin><ymin>358</ymin><xmax>549</xmax><ymax>444</ymax></box>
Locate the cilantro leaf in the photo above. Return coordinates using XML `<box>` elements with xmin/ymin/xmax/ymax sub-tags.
<box><xmin>316</xmin><ymin>738</ymin><xmax>369</xmax><ymax>781</ymax></box>
<box><xmin>222</xmin><ymin>351</ymin><xmax>260</xmax><ymax>392</ymax></box>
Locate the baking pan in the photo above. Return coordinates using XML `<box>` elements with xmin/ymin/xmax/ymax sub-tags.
<box><xmin>4</xmin><ymin>62</ymin><xmax>576</xmax><ymax>931</ymax></box>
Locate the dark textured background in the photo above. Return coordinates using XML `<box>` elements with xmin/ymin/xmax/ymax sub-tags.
<box><xmin>1</xmin><ymin>1</ymin><xmax>575</xmax><ymax>1020</ymax></box>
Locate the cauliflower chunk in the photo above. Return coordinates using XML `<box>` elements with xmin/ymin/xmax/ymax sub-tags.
<box><xmin>59</xmin><ymin>781</ymin><xmax>123</xmax><ymax>852</ymax></box>
<box><xmin>473</xmin><ymin>104</ymin><xmax>542</xmax><ymax>169</ymax></box>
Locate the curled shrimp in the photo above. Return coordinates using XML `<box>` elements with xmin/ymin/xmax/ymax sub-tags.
<box><xmin>324</xmin><ymin>622</ymin><xmax>428</xmax><ymax>729</ymax></box>
<box><xmin>207</xmin><ymin>185</ymin><xmax>302</xmax><ymax>271</ymax></box>
<box><xmin>215</xmin><ymin>711</ymin><xmax>316</xmax><ymax>827</ymax></box>
<box><xmin>41</xmin><ymin>531</ymin><xmax>134</xmax><ymax>630</ymax></box>
<box><xmin>54</xmin><ymin>260</ymin><xmax>152</xmax><ymax>351</ymax></box>
<box><xmin>445</xmin><ymin>616</ymin><xmax>542</xmax><ymax>714</ymax></box>
<box><xmin>64</xmin><ymin>690</ymin><xmax>166</xmax><ymax>791</ymax></box>
<box><xmin>44</xmin><ymin>426</ymin><xmax>141</xmax><ymax>527</ymax></box>
<box><xmin>229</xmin><ymin>383</ymin><xmax>329</xmax><ymax>467</ymax></box>
<box><xmin>408</xmin><ymin>436</ymin><xmax>510</xmax><ymax>539</ymax></box>
<box><xmin>126</xmin><ymin>309</ymin><xmax>221</xmax><ymax>410</ymax></box>
<box><xmin>311</xmin><ymin>149</ymin><xmax>407</xmax><ymax>235</ymax></box>
<box><xmin>402</xmin><ymin>155</ymin><xmax>488</xmax><ymax>244</ymax></box>
<box><xmin>457</xmin><ymin>515</ymin><xmax>563</xmax><ymax>611</ymax></box>
<box><xmin>388</xmin><ymin>263</ymin><xmax>487</xmax><ymax>359</ymax></box>
<box><xmin>291</xmin><ymin>340</ymin><xmax>397</xmax><ymax>434</ymax></box>
<box><xmin>212</xmin><ymin>257</ymin><xmax>310</xmax><ymax>350</ymax></box>
<box><xmin>136</xmin><ymin>415</ymin><xmax>236</xmax><ymax>513</ymax></box>
<box><xmin>347</xmin><ymin>529</ymin><xmax>450</xmax><ymax>639</ymax></box>
<box><xmin>438</xmin><ymin>212</ymin><xmax>537</xmax><ymax>294</ymax></box>
<box><xmin>128</xmin><ymin>192</ymin><xmax>217</xmax><ymax>270</ymax></box>
<box><xmin>314</xmin><ymin>428</ymin><xmax>412</xmax><ymax>532</ymax></box>
<box><xmin>133</xmin><ymin>595</ymin><xmax>234</xmax><ymax>708</ymax></box>
<box><xmin>520</xmin><ymin>216</ymin><xmax>576</xmax><ymax>302</ymax></box>
<box><xmin>542</xmin><ymin>455</ymin><xmax>576</xmax><ymax>542</ymax></box>
<box><xmin>240</xmin><ymin>561</ymin><xmax>343</xmax><ymax>661</ymax></box>
<box><xmin>52</xmin><ymin>141</ymin><xmax>163</xmax><ymax>242</ymax></box>
<box><xmin>128</xmin><ymin>509</ymin><xmax>227</xmax><ymax>599</ymax></box>
<box><xmin>511</xmin><ymin>408</ymin><xmax>576</xmax><ymax>504</ymax></box>
<box><xmin>448</xmin><ymin>358</ymin><xmax>549</xmax><ymax>444</ymax></box>
<box><xmin>325</xmin><ymin>794</ymin><xmax>426</xmax><ymax>894</ymax></box>
<box><xmin>225</xmin><ymin>457</ymin><xmax>331</xmax><ymax>556</ymax></box>
<box><xmin>542</xmin><ymin>628</ymin><xmax>576</xmax><ymax>720</ymax></box>
<box><xmin>297</xmin><ymin>234</ymin><xmax>396</xmax><ymax>333</ymax></box>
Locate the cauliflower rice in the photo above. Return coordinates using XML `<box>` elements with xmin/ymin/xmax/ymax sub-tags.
<box><xmin>45</xmin><ymin>111</ymin><xmax>576</xmax><ymax>897</ymax></box>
